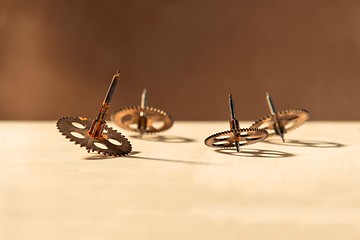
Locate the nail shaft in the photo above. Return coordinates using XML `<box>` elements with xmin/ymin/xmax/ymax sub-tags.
<box><xmin>89</xmin><ymin>70</ymin><xmax>120</xmax><ymax>138</ymax></box>
<box><xmin>104</xmin><ymin>70</ymin><xmax>120</xmax><ymax>105</ymax></box>
<box><xmin>266</xmin><ymin>92</ymin><xmax>276</xmax><ymax>115</ymax></box>
<box><xmin>229</xmin><ymin>94</ymin><xmax>236</xmax><ymax>120</ymax></box>
<box><xmin>229</xmin><ymin>94</ymin><xmax>240</xmax><ymax>152</ymax></box>
<box><xmin>265</xmin><ymin>92</ymin><xmax>285</xmax><ymax>142</ymax></box>
<box><xmin>141</xmin><ymin>89</ymin><xmax>147</xmax><ymax>109</ymax></box>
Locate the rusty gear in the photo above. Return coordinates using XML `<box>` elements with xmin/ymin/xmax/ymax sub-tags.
<box><xmin>57</xmin><ymin>116</ymin><xmax>132</xmax><ymax>157</ymax></box>
<box><xmin>112</xmin><ymin>106</ymin><xmax>173</xmax><ymax>134</ymax></box>
<box><xmin>250</xmin><ymin>109</ymin><xmax>309</xmax><ymax>137</ymax></box>
<box><xmin>205</xmin><ymin>128</ymin><xmax>268</xmax><ymax>149</ymax></box>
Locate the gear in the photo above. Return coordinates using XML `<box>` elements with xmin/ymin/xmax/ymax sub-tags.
<box><xmin>204</xmin><ymin>95</ymin><xmax>268</xmax><ymax>152</ymax></box>
<box><xmin>57</xmin><ymin>116</ymin><xmax>132</xmax><ymax>157</ymax></box>
<box><xmin>56</xmin><ymin>71</ymin><xmax>132</xmax><ymax>157</ymax></box>
<box><xmin>112</xmin><ymin>106</ymin><xmax>173</xmax><ymax>134</ymax></box>
<box><xmin>204</xmin><ymin>128</ymin><xmax>268</xmax><ymax>149</ymax></box>
<box><xmin>250</xmin><ymin>109</ymin><xmax>309</xmax><ymax>137</ymax></box>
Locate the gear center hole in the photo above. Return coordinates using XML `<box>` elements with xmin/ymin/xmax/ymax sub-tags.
<box><xmin>152</xmin><ymin>121</ymin><xmax>164</xmax><ymax>129</ymax></box>
<box><xmin>108</xmin><ymin>139</ymin><xmax>122</xmax><ymax>146</ymax></box>
<box><xmin>94</xmin><ymin>142</ymin><xmax>108</xmax><ymax>149</ymax></box>
<box><xmin>70</xmin><ymin>131</ymin><xmax>85</xmax><ymax>139</ymax></box>
<box><xmin>72</xmin><ymin>122</ymin><xmax>86</xmax><ymax>129</ymax></box>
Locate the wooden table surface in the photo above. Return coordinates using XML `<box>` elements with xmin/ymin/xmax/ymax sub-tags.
<box><xmin>0</xmin><ymin>121</ymin><xmax>359</xmax><ymax>240</ymax></box>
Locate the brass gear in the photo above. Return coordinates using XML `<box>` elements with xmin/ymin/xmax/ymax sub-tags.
<box><xmin>111</xmin><ymin>106</ymin><xmax>173</xmax><ymax>134</ymax></box>
<box><xmin>250</xmin><ymin>109</ymin><xmax>309</xmax><ymax>137</ymax></box>
<box><xmin>57</xmin><ymin>116</ymin><xmax>132</xmax><ymax>157</ymax></box>
<box><xmin>204</xmin><ymin>128</ymin><xmax>268</xmax><ymax>149</ymax></box>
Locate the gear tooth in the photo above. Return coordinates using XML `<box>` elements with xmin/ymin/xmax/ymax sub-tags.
<box><xmin>58</xmin><ymin>115</ymin><xmax>133</xmax><ymax>157</ymax></box>
<box><xmin>205</xmin><ymin>128</ymin><xmax>268</xmax><ymax>150</ymax></box>
<box><xmin>112</xmin><ymin>105</ymin><xmax>172</xmax><ymax>134</ymax></box>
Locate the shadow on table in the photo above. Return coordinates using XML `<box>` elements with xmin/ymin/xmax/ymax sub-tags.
<box><xmin>126</xmin><ymin>151</ymin><xmax>214</xmax><ymax>165</ymax></box>
<box><xmin>83</xmin><ymin>154</ymin><xmax>116</xmax><ymax>160</ymax></box>
<box><xmin>129</xmin><ymin>135</ymin><xmax>195</xmax><ymax>143</ymax></box>
<box><xmin>84</xmin><ymin>151</ymin><xmax>214</xmax><ymax>165</ymax></box>
<box><xmin>264</xmin><ymin>139</ymin><xmax>345</xmax><ymax>148</ymax></box>
<box><xmin>215</xmin><ymin>148</ymin><xmax>294</xmax><ymax>158</ymax></box>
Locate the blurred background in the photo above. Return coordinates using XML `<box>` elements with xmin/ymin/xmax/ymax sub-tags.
<box><xmin>1</xmin><ymin>0</ymin><xmax>359</xmax><ymax>121</ymax></box>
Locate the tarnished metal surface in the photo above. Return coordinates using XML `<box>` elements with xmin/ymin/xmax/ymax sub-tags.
<box><xmin>204</xmin><ymin>128</ymin><xmax>268</xmax><ymax>148</ymax></box>
<box><xmin>112</xmin><ymin>106</ymin><xmax>173</xmax><ymax>134</ymax></box>
<box><xmin>112</xmin><ymin>89</ymin><xmax>173</xmax><ymax>137</ymax></box>
<box><xmin>56</xmin><ymin>71</ymin><xmax>132</xmax><ymax>157</ymax></box>
<box><xmin>251</xmin><ymin>93</ymin><xmax>310</xmax><ymax>141</ymax></box>
<box><xmin>205</xmin><ymin>95</ymin><xmax>268</xmax><ymax>152</ymax></box>
<box><xmin>57</xmin><ymin>116</ymin><xmax>132</xmax><ymax>157</ymax></box>
<box><xmin>251</xmin><ymin>109</ymin><xmax>310</xmax><ymax>138</ymax></box>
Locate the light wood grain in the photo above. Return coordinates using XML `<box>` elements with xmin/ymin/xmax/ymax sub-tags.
<box><xmin>0</xmin><ymin>121</ymin><xmax>359</xmax><ymax>240</ymax></box>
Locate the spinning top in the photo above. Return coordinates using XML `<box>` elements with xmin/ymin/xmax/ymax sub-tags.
<box><xmin>204</xmin><ymin>95</ymin><xmax>268</xmax><ymax>152</ymax></box>
<box><xmin>111</xmin><ymin>89</ymin><xmax>173</xmax><ymax>137</ymax></box>
<box><xmin>250</xmin><ymin>92</ymin><xmax>310</xmax><ymax>142</ymax></box>
<box><xmin>56</xmin><ymin>71</ymin><xmax>132</xmax><ymax>157</ymax></box>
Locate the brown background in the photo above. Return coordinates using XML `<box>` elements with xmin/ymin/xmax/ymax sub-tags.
<box><xmin>1</xmin><ymin>0</ymin><xmax>359</xmax><ymax>121</ymax></box>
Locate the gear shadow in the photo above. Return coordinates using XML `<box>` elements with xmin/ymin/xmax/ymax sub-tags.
<box><xmin>215</xmin><ymin>148</ymin><xmax>294</xmax><ymax>158</ymax></box>
<box><xmin>129</xmin><ymin>135</ymin><xmax>195</xmax><ymax>143</ymax></box>
<box><xmin>83</xmin><ymin>154</ymin><xmax>117</xmax><ymax>160</ymax></box>
<box><xmin>83</xmin><ymin>151</ymin><xmax>215</xmax><ymax>165</ymax></box>
<box><xmin>126</xmin><ymin>151</ymin><xmax>215</xmax><ymax>165</ymax></box>
<box><xmin>264</xmin><ymin>138</ymin><xmax>344</xmax><ymax>148</ymax></box>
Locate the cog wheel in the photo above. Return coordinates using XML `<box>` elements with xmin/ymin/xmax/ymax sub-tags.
<box><xmin>250</xmin><ymin>109</ymin><xmax>309</xmax><ymax>137</ymax></box>
<box><xmin>204</xmin><ymin>128</ymin><xmax>268</xmax><ymax>149</ymax></box>
<box><xmin>57</xmin><ymin>116</ymin><xmax>132</xmax><ymax>157</ymax></box>
<box><xmin>112</xmin><ymin>106</ymin><xmax>173</xmax><ymax>134</ymax></box>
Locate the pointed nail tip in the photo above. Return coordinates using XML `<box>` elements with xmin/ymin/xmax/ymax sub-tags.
<box><xmin>235</xmin><ymin>142</ymin><xmax>240</xmax><ymax>152</ymax></box>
